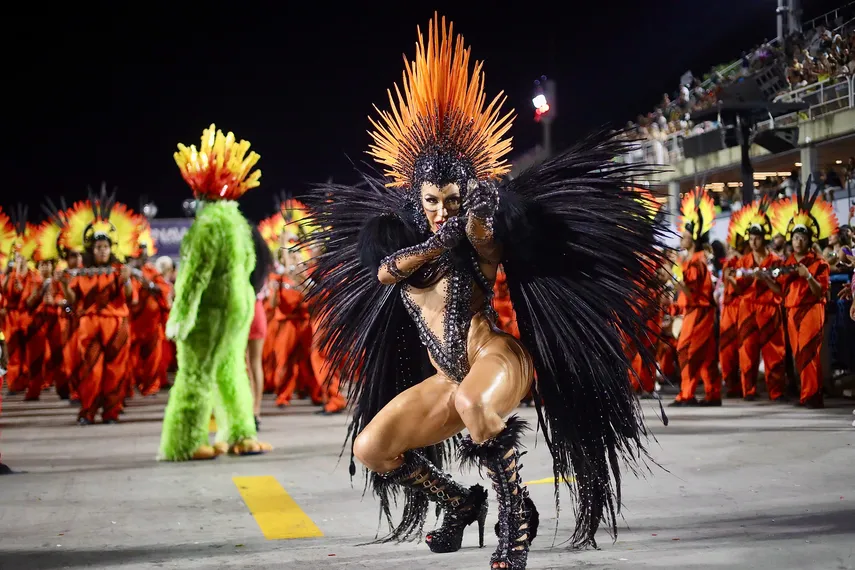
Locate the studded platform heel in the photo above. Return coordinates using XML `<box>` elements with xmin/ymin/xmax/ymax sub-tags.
<box><xmin>382</xmin><ymin>450</ymin><xmax>488</xmax><ymax>553</ymax></box>
<box><xmin>459</xmin><ymin>416</ymin><xmax>539</xmax><ymax>570</ymax></box>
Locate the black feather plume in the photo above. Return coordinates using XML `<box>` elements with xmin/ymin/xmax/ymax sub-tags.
<box><xmin>300</xmin><ymin>174</ymin><xmax>446</xmax><ymax>542</ymax></box>
<box><xmin>496</xmin><ymin>129</ymin><xmax>669</xmax><ymax>548</ymax></box>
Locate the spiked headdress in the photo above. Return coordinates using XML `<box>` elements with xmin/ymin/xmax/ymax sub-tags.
<box><xmin>2</xmin><ymin>205</ymin><xmax>38</xmax><ymax>262</ymax></box>
<box><xmin>35</xmin><ymin>197</ymin><xmax>73</xmax><ymax>262</ymax></box>
<box><xmin>258</xmin><ymin>194</ymin><xmax>316</xmax><ymax>262</ymax></box>
<box><xmin>61</xmin><ymin>184</ymin><xmax>141</xmax><ymax>261</ymax></box>
<box><xmin>0</xmin><ymin>207</ymin><xmax>17</xmax><ymax>267</ymax></box>
<box><xmin>771</xmin><ymin>175</ymin><xmax>838</xmax><ymax>241</ymax></box>
<box><xmin>174</xmin><ymin>124</ymin><xmax>261</xmax><ymax>201</ymax></box>
<box><xmin>367</xmin><ymin>14</ymin><xmax>515</xmax><ymax>194</ymax></box>
<box><xmin>727</xmin><ymin>196</ymin><xmax>773</xmax><ymax>249</ymax></box>
<box><xmin>679</xmin><ymin>188</ymin><xmax>716</xmax><ymax>244</ymax></box>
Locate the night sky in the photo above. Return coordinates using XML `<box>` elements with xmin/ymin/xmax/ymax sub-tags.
<box><xmin>3</xmin><ymin>1</ymin><xmax>843</xmax><ymax>222</ymax></box>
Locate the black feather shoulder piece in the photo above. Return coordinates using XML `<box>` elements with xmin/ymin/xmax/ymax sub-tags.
<box><xmin>300</xmin><ymin>175</ymin><xmax>445</xmax><ymax>542</ymax></box>
<box><xmin>495</xmin><ymin>130</ymin><xmax>669</xmax><ymax>548</ymax></box>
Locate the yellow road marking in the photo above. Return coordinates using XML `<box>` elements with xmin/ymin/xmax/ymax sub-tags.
<box><xmin>524</xmin><ymin>476</ymin><xmax>575</xmax><ymax>485</ymax></box>
<box><xmin>233</xmin><ymin>476</ymin><xmax>324</xmax><ymax>539</ymax></box>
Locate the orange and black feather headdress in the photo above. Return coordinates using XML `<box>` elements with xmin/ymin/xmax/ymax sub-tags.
<box><xmin>367</xmin><ymin>13</ymin><xmax>515</xmax><ymax>191</ymax></box>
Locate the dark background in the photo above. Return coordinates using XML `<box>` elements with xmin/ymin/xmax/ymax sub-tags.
<box><xmin>1</xmin><ymin>1</ymin><xmax>842</xmax><ymax>221</ymax></box>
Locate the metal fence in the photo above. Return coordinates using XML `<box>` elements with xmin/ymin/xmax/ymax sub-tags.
<box><xmin>627</xmin><ymin>76</ymin><xmax>855</xmax><ymax>166</ymax></box>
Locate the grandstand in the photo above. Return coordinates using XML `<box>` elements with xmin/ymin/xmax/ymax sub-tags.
<box><xmin>625</xmin><ymin>1</ymin><xmax>855</xmax><ymax>246</ymax></box>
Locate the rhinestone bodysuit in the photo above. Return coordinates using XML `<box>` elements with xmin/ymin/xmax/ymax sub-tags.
<box><xmin>399</xmin><ymin>250</ymin><xmax>496</xmax><ymax>383</ymax></box>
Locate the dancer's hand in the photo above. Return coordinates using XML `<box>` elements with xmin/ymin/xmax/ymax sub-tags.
<box><xmin>465</xmin><ymin>180</ymin><xmax>499</xmax><ymax>222</ymax></box>
<box><xmin>428</xmin><ymin>216</ymin><xmax>466</xmax><ymax>250</ymax></box>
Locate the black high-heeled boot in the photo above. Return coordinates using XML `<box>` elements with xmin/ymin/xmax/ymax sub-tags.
<box><xmin>381</xmin><ymin>450</ymin><xmax>488</xmax><ymax>553</ymax></box>
<box><xmin>459</xmin><ymin>416</ymin><xmax>539</xmax><ymax>570</ymax></box>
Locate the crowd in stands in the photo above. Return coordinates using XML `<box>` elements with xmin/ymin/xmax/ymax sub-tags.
<box><xmin>629</xmin><ymin>9</ymin><xmax>855</xmax><ymax>144</ymax></box>
<box><xmin>711</xmin><ymin>158</ymin><xmax>855</xmax><ymax>213</ymax></box>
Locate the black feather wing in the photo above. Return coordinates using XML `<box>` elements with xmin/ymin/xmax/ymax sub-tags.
<box><xmin>496</xmin><ymin>131</ymin><xmax>668</xmax><ymax>547</ymax></box>
<box><xmin>301</xmin><ymin>177</ymin><xmax>442</xmax><ymax>542</ymax></box>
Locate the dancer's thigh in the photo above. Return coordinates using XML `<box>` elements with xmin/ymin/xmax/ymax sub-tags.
<box><xmin>358</xmin><ymin>374</ymin><xmax>465</xmax><ymax>460</ymax></box>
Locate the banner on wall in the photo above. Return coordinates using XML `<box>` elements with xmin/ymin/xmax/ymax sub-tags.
<box><xmin>149</xmin><ymin>218</ymin><xmax>192</xmax><ymax>258</ymax></box>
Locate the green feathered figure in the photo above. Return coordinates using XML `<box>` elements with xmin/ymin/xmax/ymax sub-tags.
<box><xmin>158</xmin><ymin>124</ymin><xmax>272</xmax><ymax>461</ymax></box>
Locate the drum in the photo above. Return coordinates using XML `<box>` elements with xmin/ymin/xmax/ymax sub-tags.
<box><xmin>671</xmin><ymin>315</ymin><xmax>684</xmax><ymax>339</ymax></box>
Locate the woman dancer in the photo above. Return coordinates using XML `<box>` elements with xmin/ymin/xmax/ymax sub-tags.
<box><xmin>303</xmin><ymin>15</ymin><xmax>666</xmax><ymax>569</ymax></box>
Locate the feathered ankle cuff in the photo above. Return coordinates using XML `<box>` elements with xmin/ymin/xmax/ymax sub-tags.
<box><xmin>457</xmin><ymin>415</ymin><xmax>531</xmax><ymax>469</ymax></box>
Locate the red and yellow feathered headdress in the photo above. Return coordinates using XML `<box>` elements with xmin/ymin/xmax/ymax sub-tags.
<box><xmin>631</xmin><ymin>186</ymin><xmax>663</xmax><ymax>220</ymax></box>
<box><xmin>258</xmin><ymin>198</ymin><xmax>318</xmax><ymax>263</ymax></box>
<box><xmin>35</xmin><ymin>198</ymin><xmax>74</xmax><ymax>262</ymax></box>
<box><xmin>771</xmin><ymin>176</ymin><xmax>838</xmax><ymax>241</ymax></box>
<box><xmin>0</xmin><ymin>205</ymin><xmax>38</xmax><ymax>265</ymax></box>
<box><xmin>679</xmin><ymin>188</ymin><xmax>716</xmax><ymax>242</ymax></box>
<box><xmin>368</xmin><ymin>13</ymin><xmax>515</xmax><ymax>189</ymax></box>
<box><xmin>0</xmin><ymin>207</ymin><xmax>17</xmax><ymax>268</ymax></box>
<box><xmin>61</xmin><ymin>185</ymin><xmax>141</xmax><ymax>261</ymax></box>
<box><xmin>135</xmin><ymin>214</ymin><xmax>157</xmax><ymax>256</ymax></box>
<box><xmin>174</xmin><ymin>124</ymin><xmax>261</xmax><ymax>201</ymax></box>
<box><xmin>726</xmin><ymin>196</ymin><xmax>773</xmax><ymax>249</ymax></box>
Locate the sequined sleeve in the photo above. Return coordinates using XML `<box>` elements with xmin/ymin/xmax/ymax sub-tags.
<box><xmin>379</xmin><ymin>241</ymin><xmax>444</xmax><ymax>283</ymax></box>
<box><xmin>466</xmin><ymin>215</ymin><xmax>500</xmax><ymax>262</ymax></box>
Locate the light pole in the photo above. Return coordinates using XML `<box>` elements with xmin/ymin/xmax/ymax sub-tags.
<box><xmin>532</xmin><ymin>76</ymin><xmax>556</xmax><ymax>159</ymax></box>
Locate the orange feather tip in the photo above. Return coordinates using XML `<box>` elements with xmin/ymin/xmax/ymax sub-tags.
<box><xmin>174</xmin><ymin>124</ymin><xmax>261</xmax><ymax>201</ymax></box>
<box><xmin>366</xmin><ymin>14</ymin><xmax>515</xmax><ymax>189</ymax></box>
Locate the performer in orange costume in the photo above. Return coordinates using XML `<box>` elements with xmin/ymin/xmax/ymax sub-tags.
<box><xmin>0</xmin><ymin>208</ymin><xmax>39</xmax><ymax>394</ymax></box>
<box><xmin>731</xmin><ymin>198</ymin><xmax>787</xmax><ymax>401</ymax></box>
<box><xmin>31</xmin><ymin>200</ymin><xmax>83</xmax><ymax>401</ymax></box>
<box><xmin>718</xmin><ymin>246</ymin><xmax>743</xmax><ymax>397</ymax></box>
<box><xmin>302</xmin><ymin>251</ymin><xmax>347</xmax><ymax>415</ymax></box>
<box><xmin>771</xmin><ymin>180</ymin><xmax>836</xmax><ymax>408</ymax></box>
<box><xmin>493</xmin><ymin>265</ymin><xmax>519</xmax><ymax>339</ymax></box>
<box><xmin>25</xmin><ymin>227</ymin><xmax>73</xmax><ymax>401</ymax></box>
<box><xmin>671</xmin><ymin>189</ymin><xmax>720</xmax><ymax>406</ymax></box>
<box><xmin>57</xmin><ymin>192</ymin><xmax>138</xmax><ymax>425</ymax></box>
<box><xmin>269</xmin><ymin>246</ymin><xmax>321</xmax><ymax>407</ymax></box>
<box><xmin>129</xmin><ymin>225</ymin><xmax>171</xmax><ymax>396</ymax></box>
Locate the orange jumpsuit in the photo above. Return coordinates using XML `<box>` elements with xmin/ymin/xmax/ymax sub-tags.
<box><xmin>261</xmin><ymin>270</ymin><xmax>280</xmax><ymax>393</ymax></box>
<box><xmin>308</xmin><ymin>316</ymin><xmax>347</xmax><ymax>413</ymax></box>
<box><xmin>25</xmin><ymin>279</ymin><xmax>70</xmax><ymax>400</ymax></box>
<box><xmin>719</xmin><ymin>257</ymin><xmax>742</xmax><ymax>396</ymax></box>
<box><xmin>63</xmin><ymin>302</ymin><xmax>83</xmax><ymax>401</ymax></box>
<box><xmin>492</xmin><ymin>268</ymin><xmax>520</xmax><ymax>339</ymax></box>
<box><xmin>2</xmin><ymin>268</ymin><xmax>42</xmax><ymax>393</ymax></box>
<box><xmin>780</xmin><ymin>252</ymin><xmax>830</xmax><ymax>406</ymax></box>
<box><xmin>130</xmin><ymin>264</ymin><xmax>170</xmax><ymax>396</ymax></box>
<box><xmin>70</xmin><ymin>267</ymin><xmax>134</xmax><ymax>422</ymax></box>
<box><xmin>736</xmin><ymin>252</ymin><xmax>786</xmax><ymax>400</ymax></box>
<box><xmin>676</xmin><ymin>251</ymin><xmax>720</xmax><ymax>402</ymax></box>
<box><xmin>269</xmin><ymin>274</ymin><xmax>322</xmax><ymax>407</ymax></box>
<box><xmin>656</xmin><ymin>293</ymin><xmax>679</xmax><ymax>381</ymax></box>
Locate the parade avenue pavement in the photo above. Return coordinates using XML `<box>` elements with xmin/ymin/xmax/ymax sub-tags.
<box><xmin>1</xmin><ymin>392</ymin><xmax>853</xmax><ymax>570</ymax></box>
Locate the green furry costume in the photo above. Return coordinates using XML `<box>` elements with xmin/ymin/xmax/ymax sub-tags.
<box><xmin>158</xmin><ymin>200</ymin><xmax>258</xmax><ymax>460</ymax></box>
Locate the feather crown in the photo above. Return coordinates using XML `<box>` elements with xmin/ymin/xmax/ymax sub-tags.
<box><xmin>679</xmin><ymin>188</ymin><xmax>716</xmax><ymax>242</ymax></box>
<box><xmin>174</xmin><ymin>124</ymin><xmax>261</xmax><ymax>201</ymax></box>
<box><xmin>726</xmin><ymin>196</ymin><xmax>773</xmax><ymax>248</ymax></box>
<box><xmin>60</xmin><ymin>183</ymin><xmax>141</xmax><ymax>261</ymax></box>
<box><xmin>367</xmin><ymin>13</ymin><xmax>515</xmax><ymax>192</ymax></box>
<box><xmin>0</xmin><ymin>207</ymin><xmax>17</xmax><ymax>267</ymax></box>
<box><xmin>35</xmin><ymin>197</ymin><xmax>75</xmax><ymax>262</ymax></box>
<box><xmin>770</xmin><ymin>175</ymin><xmax>838</xmax><ymax>241</ymax></box>
<box><xmin>258</xmin><ymin>195</ymin><xmax>316</xmax><ymax>262</ymax></box>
